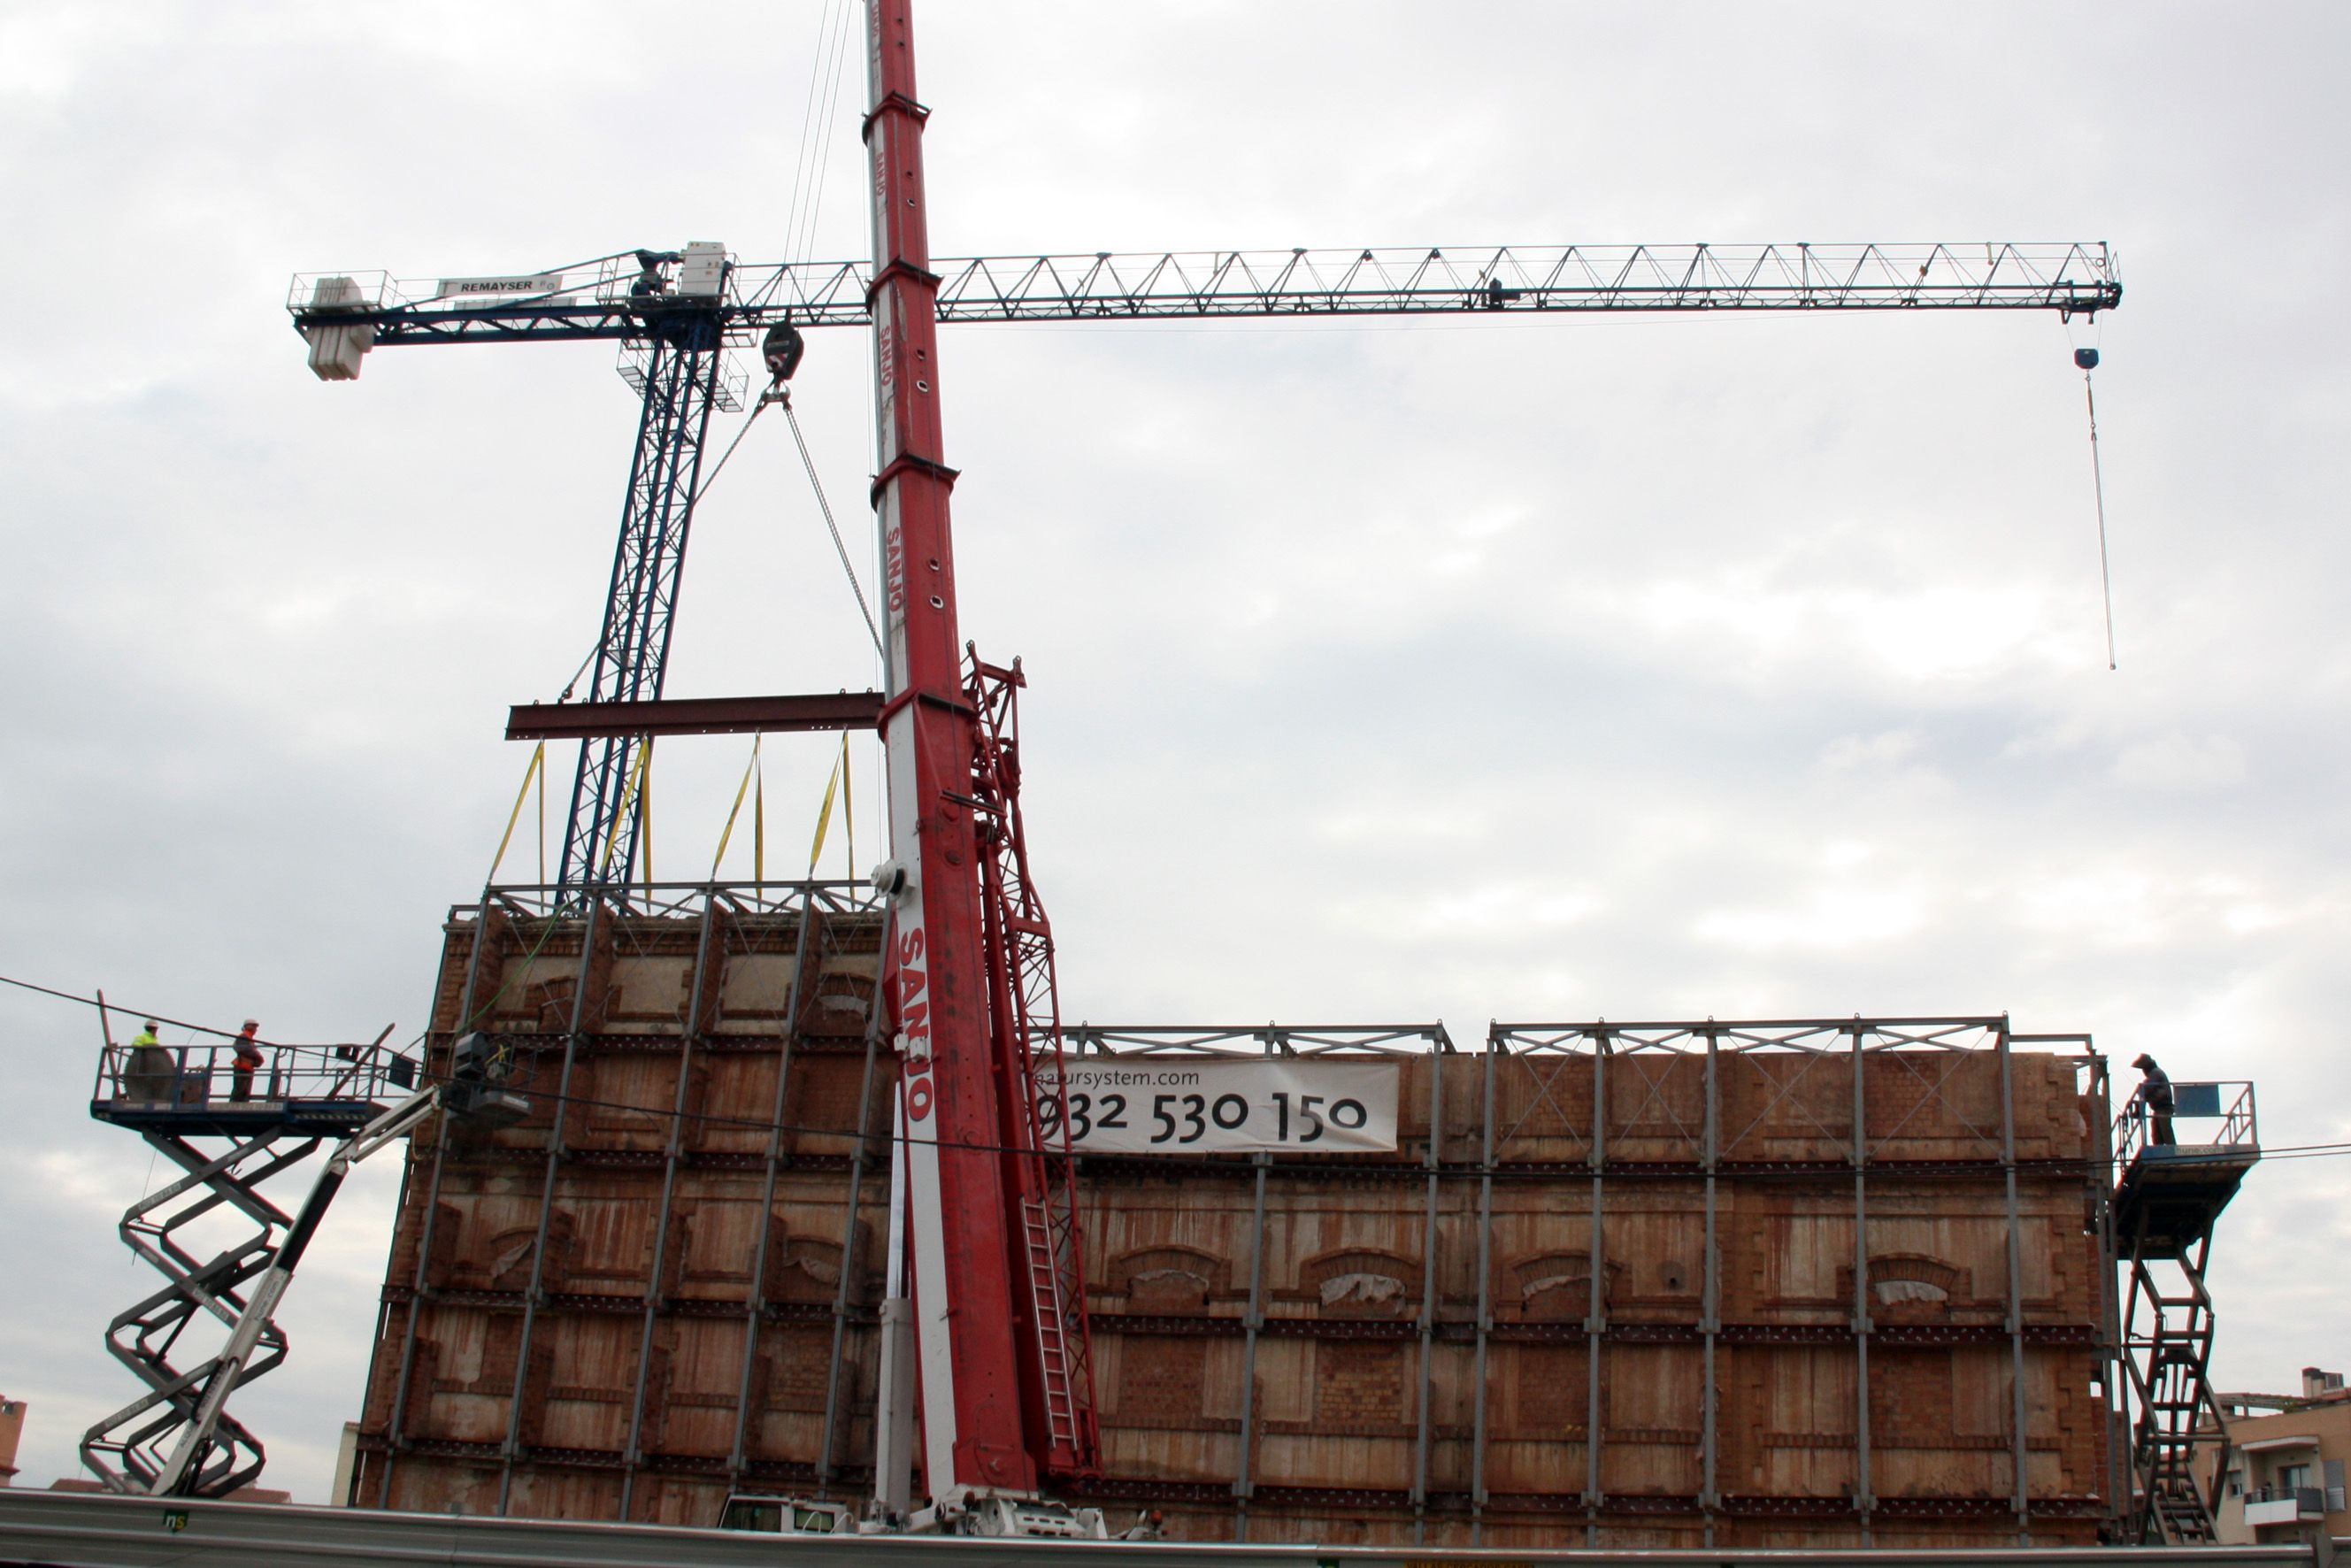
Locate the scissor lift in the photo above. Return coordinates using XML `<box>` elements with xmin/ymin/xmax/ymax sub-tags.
<box><xmin>83</xmin><ymin>1029</ymin><xmax>413</xmax><ymax>1495</ymax></box>
<box><xmin>2109</xmin><ymin>1079</ymin><xmax>2259</xmax><ymax>1545</ymax></box>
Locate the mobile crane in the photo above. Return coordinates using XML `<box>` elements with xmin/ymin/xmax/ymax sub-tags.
<box><xmin>272</xmin><ymin>0</ymin><xmax>2125</xmax><ymax>1539</ymax></box>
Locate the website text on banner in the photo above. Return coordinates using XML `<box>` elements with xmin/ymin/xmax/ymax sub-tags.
<box><xmin>1031</xmin><ymin>1059</ymin><xmax>1401</xmax><ymax>1154</ymax></box>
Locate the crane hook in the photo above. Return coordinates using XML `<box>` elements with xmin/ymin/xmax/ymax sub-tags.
<box><xmin>763</xmin><ymin>321</ymin><xmax>807</xmax><ymax>383</ymax></box>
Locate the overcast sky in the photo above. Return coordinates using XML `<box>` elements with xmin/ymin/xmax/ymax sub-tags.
<box><xmin>4</xmin><ymin>0</ymin><xmax>2347</xmax><ymax>1505</ymax></box>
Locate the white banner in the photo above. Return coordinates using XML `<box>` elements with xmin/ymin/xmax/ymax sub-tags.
<box><xmin>1032</xmin><ymin>1058</ymin><xmax>1401</xmax><ymax>1154</ymax></box>
<box><xmin>434</xmin><ymin>272</ymin><xmax>565</xmax><ymax>299</ymax></box>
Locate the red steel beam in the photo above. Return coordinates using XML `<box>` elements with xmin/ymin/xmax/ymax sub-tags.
<box><xmin>504</xmin><ymin>692</ymin><xmax>882</xmax><ymax>740</ymax></box>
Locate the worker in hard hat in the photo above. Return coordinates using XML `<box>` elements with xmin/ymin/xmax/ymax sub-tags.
<box><xmin>229</xmin><ymin>1019</ymin><xmax>265</xmax><ymax>1103</ymax></box>
<box><xmin>2131</xmin><ymin>1053</ymin><xmax>2175</xmax><ymax>1148</ymax></box>
<box><xmin>123</xmin><ymin>1020</ymin><xmax>172</xmax><ymax>1103</ymax></box>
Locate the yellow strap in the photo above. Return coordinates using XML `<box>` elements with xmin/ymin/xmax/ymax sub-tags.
<box><xmin>536</xmin><ymin>737</ymin><xmax>547</xmax><ymax>886</ymax></box>
<box><xmin>602</xmin><ymin>741</ymin><xmax>654</xmax><ymax>874</ymax></box>
<box><xmin>807</xmin><ymin>746</ymin><xmax>844</xmax><ymax>875</ymax></box>
<box><xmin>711</xmin><ymin>736</ymin><xmax>763</xmax><ymax>878</ymax></box>
<box><xmin>841</xmin><ymin>731</ymin><xmax>855</xmax><ymax>884</ymax></box>
<box><xmin>487</xmin><ymin>742</ymin><xmax>547</xmax><ymax>885</ymax></box>
<box><xmin>754</xmin><ymin>751</ymin><xmax>764</xmax><ymax>886</ymax></box>
<box><xmin>640</xmin><ymin>740</ymin><xmax>655</xmax><ymax>893</ymax></box>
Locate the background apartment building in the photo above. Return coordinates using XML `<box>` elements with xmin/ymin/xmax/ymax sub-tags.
<box><xmin>2211</xmin><ymin>1366</ymin><xmax>2351</xmax><ymax>1549</ymax></box>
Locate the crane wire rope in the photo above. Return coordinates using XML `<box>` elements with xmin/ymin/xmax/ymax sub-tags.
<box><xmin>780</xmin><ymin>396</ymin><xmax>884</xmax><ymax>657</ymax></box>
<box><xmin>2084</xmin><ymin>362</ymin><xmax>2117</xmax><ymax>671</ymax></box>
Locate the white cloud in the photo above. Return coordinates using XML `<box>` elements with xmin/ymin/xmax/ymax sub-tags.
<box><xmin>2112</xmin><ymin>732</ymin><xmax>2248</xmax><ymax>790</ymax></box>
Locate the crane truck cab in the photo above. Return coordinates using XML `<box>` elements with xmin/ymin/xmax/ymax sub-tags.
<box><xmin>716</xmin><ymin>1495</ymin><xmax>858</xmax><ymax>1535</ymax></box>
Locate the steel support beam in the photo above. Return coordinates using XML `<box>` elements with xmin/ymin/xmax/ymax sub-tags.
<box><xmin>509</xmin><ymin>692</ymin><xmax>883</xmax><ymax>742</ymax></box>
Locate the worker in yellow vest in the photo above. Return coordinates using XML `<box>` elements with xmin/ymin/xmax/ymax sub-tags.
<box><xmin>124</xmin><ymin>1021</ymin><xmax>172</xmax><ymax>1103</ymax></box>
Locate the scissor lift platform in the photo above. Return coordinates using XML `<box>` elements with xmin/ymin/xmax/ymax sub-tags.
<box><xmin>81</xmin><ymin>1031</ymin><xmax>415</xmax><ymax>1495</ymax></box>
<box><xmin>2109</xmin><ymin>1080</ymin><xmax>2259</xmax><ymax>1546</ymax></box>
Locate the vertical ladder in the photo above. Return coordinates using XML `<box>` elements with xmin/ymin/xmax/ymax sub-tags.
<box><xmin>1020</xmin><ymin>1199</ymin><xmax>1080</xmax><ymax>1452</ymax></box>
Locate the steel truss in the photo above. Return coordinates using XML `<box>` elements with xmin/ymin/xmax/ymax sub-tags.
<box><xmin>290</xmin><ymin>242</ymin><xmax>2121</xmax><ymax>346</ymax></box>
<box><xmin>82</xmin><ymin>1044</ymin><xmax>406</xmax><ymax>1495</ymax></box>
<box><xmin>967</xmin><ymin>649</ymin><xmax>1101</xmax><ymax>1480</ymax></box>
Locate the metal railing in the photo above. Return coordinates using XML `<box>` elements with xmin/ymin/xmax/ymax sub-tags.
<box><xmin>91</xmin><ymin>1038</ymin><xmax>411</xmax><ymax>1114</ymax></box>
<box><xmin>2113</xmin><ymin>1079</ymin><xmax>2257</xmax><ymax>1166</ymax></box>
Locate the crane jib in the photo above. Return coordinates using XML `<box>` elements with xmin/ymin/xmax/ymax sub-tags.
<box><xmin>289</xmin><ymin>242</ymin><xmax>2121</xmax><ymax>350</ymax></box>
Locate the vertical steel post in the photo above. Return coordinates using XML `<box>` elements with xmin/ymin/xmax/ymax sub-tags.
<box><xmin>1849</xmin><ymin>1023</ymin><xmax>1872</xmax><ymax>1545</ymax></box>
<box><xmin>496</xmin><ymin>896</ymin><xmax>603</xmax><ymax>1513</ymax></box>
<box><xmin>1469</xmin><ymin>1033</ymin><xmax>1497</xmax><ymax>1548</ymax></box>
<box><xmin>1231</xmin><ymin>1150</ymin><xmax>1271</xmax><ymax>1539</ymax></box>
<box><xmin>864</xmin><ymin>0</ymin><xmax>1034</xmax><ymax>1503</ymax></box>
<box><xmin>1999</xmin><ymin>1025</ymin><xmax>2032</xmax><ymax>1544</ymax></box>
<box><xmin>726</xmin><ymin>888</ymin><xmax>818</xmax><ymax>1481</ymax></box>
<box><xmin>816</xmin><ymin>926</ymin><xmax>894</xmax><ymax>1489</ymax></box>
<box><xmin>1701</xmin><ymin>1029</ymin><xmax>1720</xmax><ymax>1547</ymax></box>
<box><xmin>618</xmin><ymin>890</ymin><xmax>720</xmax><ymax>1516</ymax></box>
<box><xmin>1410</xmin><ymin>1048</ymin><xmax>1444</xmax><ymax>1542</ymax></box>
<box><xmin>2092</xmin><ymin>1057</ymin><xmax>2126</xmax><ymax>1536</ymax></box>
<box><xmin>1584</xmin><ymin>1030</ymin><xmax>1606</xmax><ymax>1546</ymax></box>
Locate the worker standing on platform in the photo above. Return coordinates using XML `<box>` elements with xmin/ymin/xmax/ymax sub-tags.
<box><xmin>229</xmin><ymin>1018</ymin><xmax>264</xmax><ymax>1103</ymax></box>
<box><xmin>2132</xmin><ymin>1053</ymin><xmax>2175</xmax><ymax>1147</ymax></box>
<box><xmin>124</xmin><ymin>1020</ymin><xmax>171</xmax><ymax>1103</ymax></box>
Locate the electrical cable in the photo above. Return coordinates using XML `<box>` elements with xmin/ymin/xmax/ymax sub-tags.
<box><xmin>18</xmin><ymin>964</ymin><xmax>2346</xmax><ymax>1183</ymax></box>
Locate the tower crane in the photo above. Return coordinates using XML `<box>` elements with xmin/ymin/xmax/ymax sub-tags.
<box><xmin>283</xmin><ymin>0</ymin><xmax>2123</xmax><ymax>1536</ymax></box>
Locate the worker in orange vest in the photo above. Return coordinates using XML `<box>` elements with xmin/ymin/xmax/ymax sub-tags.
<box><xmin>229</xmin><ymin>1019</ymin><xmax>265</xmax><ymax>1103</ymax></box>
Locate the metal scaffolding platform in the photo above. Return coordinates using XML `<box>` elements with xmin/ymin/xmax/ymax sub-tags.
<box><xmin>2109</xmin><ymin>1081</ymin><xmax>2259</xmax><ymax>1547</ymax></box>
<box><xmin>82</xmin><ymin>1034</ymin><xmax>413</xmax><ymax>1495</ymax></box>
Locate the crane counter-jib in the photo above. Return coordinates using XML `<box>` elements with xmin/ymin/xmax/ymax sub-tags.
<box><xmin>287</xmin><ymin>239</ymin><xmax>2119</xmax><ymax>352</ymax></box>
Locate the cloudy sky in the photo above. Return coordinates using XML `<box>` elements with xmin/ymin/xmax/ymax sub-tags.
<box><xmin>4</xmin><ymin>0</ymin><xmax>2347</xmax><ymax>1504</ymax></box>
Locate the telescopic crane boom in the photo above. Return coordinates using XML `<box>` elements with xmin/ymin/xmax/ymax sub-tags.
<box><xmin>288</xmin><ymin>0</ymin><xmax>2122</xmax><ymax>1531</ymax></box>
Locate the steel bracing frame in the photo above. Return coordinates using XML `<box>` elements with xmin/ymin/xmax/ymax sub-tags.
<box><xmin>1474</xmin><ymin>1018</ymin><xmax>2087</xmax><ymax>1549</ymax></box>
<box><xmin>291</xmin><ymin>242</ymin><xmax>2121</xmax><ymax>345</ymax></box>
<box><xmin>1041</xmin><ymin>1019</ymin><xmax>2109</xmax><ymax>1545</ymax></box>
<box><xmin>357</xmin><ymin>879</ymin><xmax>893</xmax><ymax>1514</ymax></box>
